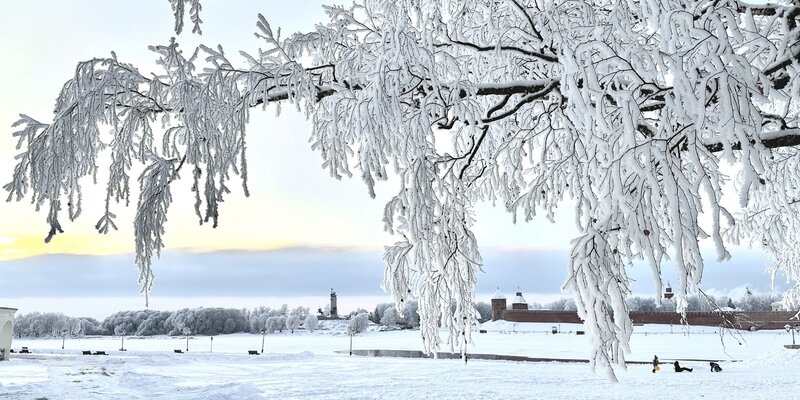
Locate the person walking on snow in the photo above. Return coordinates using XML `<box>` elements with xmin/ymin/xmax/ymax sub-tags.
<box><xmin>652</xmin><ymin>355</ymin><xmax>660</xmax><ymax>373</ymax></box>
<box><xmin>673</xmin><ymin>361</ymin><xmax>693</xmax><ymax>372</ymax></box>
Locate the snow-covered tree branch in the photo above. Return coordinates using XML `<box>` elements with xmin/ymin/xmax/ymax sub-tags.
<box><xmin>7</xmin><ymin>0</ymin><xmax>800</xmax><ymax>379</ymax></box>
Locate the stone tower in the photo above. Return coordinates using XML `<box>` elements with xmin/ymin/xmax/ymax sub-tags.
<box><xmin>511</xmin><ymin>290</ymin><xmax>528</xmax><ymax>310</ymax></box>
<box><xmin>491</xmin><ymin>287</ymin><xmax>507</xmax><ymax>321</ymax></box>
<box><xmin>330</xmin><ymin>289</ymin><xmax>339</xmax><ymax>318</ymax></box>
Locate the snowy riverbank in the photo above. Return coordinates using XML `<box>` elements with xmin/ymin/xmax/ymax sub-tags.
<box><xmin>1</xmin><ymin>322</ymin><xmax>798</xmax><ymax>399</ymax></box>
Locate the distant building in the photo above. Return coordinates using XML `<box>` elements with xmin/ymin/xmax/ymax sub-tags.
<box><xmin>0</xmin><ymin>307</ymin><xmax>17</xmax><ymax>361</ymax></box>
<box><xmin>492</xmin><ymin>287</ymin><xmax>532</xmax><ymax>320</ymax></box>
<box><xmin>318</xmin><ymin>289</ymin><xmax>341</xmax><ymax>320</ymax></box>
<box><xmin>664</xmin><ymin>283</ymin><xmax>674</xmax><ymax>299</ymax></box>
<box><xmin>329</xmin><ymin>289</ymin><xmax>339</xmax><ymax>318</ymax></box>
<box><xmin>491</xmin><ymin>287</ymin><xmax>506</xmax><ymax>321</ymax></box>
<box><xmin>489</xmin><ymin>287</ymin><xmax>797</xmax><ymax>330</ymax></box>
<box><xmin>511</xmin><ymin>290</ymin><xmax>528</xmax><ymax>310</ymax></box>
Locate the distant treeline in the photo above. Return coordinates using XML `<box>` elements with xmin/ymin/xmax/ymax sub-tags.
<box><xmin>12</xmin><ymin>301</ymin><xmax>452</xmax><ymax>338</ymax></box>
<box><xmin>13</xmin><ymin>293</ymin><xmax>777</xmax><ymax>337</ymax></box>
<box><xmin>13</xmin><ymin>305</ymin><xmax>317</xmax><ymax>338</ymax></box>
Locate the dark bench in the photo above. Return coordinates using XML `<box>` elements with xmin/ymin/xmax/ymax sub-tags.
<box><xmin>82</xmin><ymin>351</ymin><xmax>92</xmax><ymax>355</ymax></box>
<box><xmin>174</xmin><ymin>349</ymin><xmax>183</xmax><ymax>353</ymax></box>
<box><xmin>93</xmin><ymin>351</ymin><xmax>107</xmax><ymax>355</ymax></box>
<box><xmin>248</xmin><ymin>350</ymin><xmax>260</xmax><ymax>355</ymax></box>
<box><xmin>19</xmin><ymin>347</ymin><xmax>29</xmax><ymax>354</ymax></box>
<box><xmin>576</xmin><ymin>331</ymin><xmax>585</xmax><ymax>335</ymax></box>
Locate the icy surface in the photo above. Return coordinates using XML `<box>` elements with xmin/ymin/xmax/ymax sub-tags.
<box><xmin>1</xmin><ymin>322</ymin><xmax>798</xmax><ymax>399</ymax></box>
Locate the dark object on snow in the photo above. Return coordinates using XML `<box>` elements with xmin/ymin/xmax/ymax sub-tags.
<box><xmin>248</xmin><ymin>350</ymin><xmax>260</xmax><ymax>355</ymax></box>
<box><xmin>19</xmin><ymin>347</ymin><xmax>29</xmax><ymax>354</ymax></box>
<box><xmin>9</xmin><ymin>349</ymin><xmax>14</xmax><ymax>353</ymax></box>
<box><xmin>673</xmin><ymin>361</ymin><xmax>693</xmax><ymax>372</ymax></box>
<box><xmin>174</xmin><ymin>349</ymin><xmax>183</xmax><ymax>353</ymax></box>
<box><xmin>710</xmin><ymin>362</ymin><xmax>722</xmax><ymax>372</ymax></box>
<box><xmin>93</xmin><ymin>351</ymin><xmax>107</xmax><ymax>355</ymax></box>
<box><xmin>652</xmin><ymin>355</ymin><xmax>660</xmax><ymax>373</ymax></box>
<box><xmin>575</xmin><ymin>331</ymin><xmax>585</xmax><ymax>335</ymax></box>
<box><xmin>82</xmin><ymin>351</ymin><xmax>92</xmax><ymax>355</ymax></box>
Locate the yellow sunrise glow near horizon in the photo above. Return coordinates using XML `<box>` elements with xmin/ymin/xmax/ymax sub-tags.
<box><xmin>0</xmin><ymin>233</ymin><xmax>310</xmax><ymax>262</ymax></box>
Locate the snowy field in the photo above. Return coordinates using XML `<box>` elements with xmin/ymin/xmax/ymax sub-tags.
<box><xmin>1</xmin><ymin>321</ymin><xmax>799</xmax><ymax>399</ymax></box>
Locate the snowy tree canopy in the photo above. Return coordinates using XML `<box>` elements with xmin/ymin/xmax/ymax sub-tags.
<box><xmin>349</xmin><ymin>312</ymin><xmax>370</xmax><ymax>334</ymax></box>
<box><xmin>7</xmin><ymin>0</ymin><xmax>800</xmax><ymax>380</ymax></box>
<box><xmin>380</xmin><ymin>306</ymin><xmax>400</xmax><ymax>326</ymax></box>
<box><xmin>303</xmin><ymin>314</ymin><xmax>319</xmax><ymax>332</ymax></box>
<box><xmin>285</xmin><ymin>315</ymin><xmax>301</xmax><ymax>333</ymax></box>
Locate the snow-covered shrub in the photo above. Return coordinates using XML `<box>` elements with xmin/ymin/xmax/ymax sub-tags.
<box><xmin>401</xmin><ymin>301</ymin><xmax>420</xmax><ymax>329</ymax></box>
<box><xmin>474</xmin><ymin>302</ymin><xmax>492</xmax><ymax>323</ymax></box>
<box><xmin>349</xmin><ymin>312</ymin><xmax>369</xmax><ymax>334</ymax></box>
<box><xmin>286</xmin><ymin>316</ymin><xmax>300</xmax><ymax>333</ymax></box>
<box><xmin>371</xmin><ymin>303</ymin><xmax>394</xmax><ymax>323</ymax></box>
<box><xmin>290</xmin><ymin>306</ymin><xmax>310</xmax><ymax>319</ymax></box>
<box><xmin>304</xmin><ymin>315</ymin><xmax>318</xmax><ymax>333</ymax></box>
<box><xmin>265</xmin><ymin>316</ymin><xmax>281</xmax><ymax>334</ymax></box>
<box><xmin>380</xmin><ymin>307</ymin><xmax>400</xmax><ymax>326</ymax></box>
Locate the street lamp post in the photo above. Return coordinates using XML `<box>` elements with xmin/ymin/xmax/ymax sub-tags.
<box><xmin>786</xmin><ymin>324</ymin><xmax>799</xmax><ymax>345</ymax></box>
<box><xmin>210</xmin><ymin>336</ymin><xmax>213</xmax><ymax>353</ymax></box>
<box><xmin>260</xmin><ymin>329</ymin><xmax>266</xmax><ymax>354</ymax></box>
<box><xmin>61</xmin><ymin>330</ymin><xmax>67</xmax><ymax>350</ymax></box>
<box><xmin>119</xmin><ymin>329</ymin><xmax>126</xmax><ymax>351</ymax></box>
<box><xmin>182</xmin><ymin>327</ymin><xmax>191</xmax><ymax>352</ymax></box>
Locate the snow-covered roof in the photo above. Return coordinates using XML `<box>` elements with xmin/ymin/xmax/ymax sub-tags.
<box><xmin>492</xmin><ymin>287</ymin><xmax>505</xmax><ymax>299</ymax></box>
<box><xmin>512</xmin><ymin>291</ymin><xmax>527</xmax><ymax>304</ymax></box>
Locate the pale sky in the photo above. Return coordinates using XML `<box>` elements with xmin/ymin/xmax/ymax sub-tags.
<box><xmin>0</xmin><ymin>1</ymin><xmax>784</xmax><ymax>318</ymax></box>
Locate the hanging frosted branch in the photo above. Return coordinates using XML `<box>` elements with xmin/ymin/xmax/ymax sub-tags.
<box><xmin>134</xmin><ymin>155</ymin><xmax>183</xmax><ymax>304</ymax></box>
<box><xmin>565</xmin><ymin>229</ymin><xmax>632</xmax><ymax>382</ymax></box>
<box><xmin>382</xmin><ymin>160</ymin><xmax>482</xmax><ymax>357</ymax></box>
<box><xmin>169</xmin><ymin>0</ymin><xmax>203</xmax><ymax>35</ymax></box>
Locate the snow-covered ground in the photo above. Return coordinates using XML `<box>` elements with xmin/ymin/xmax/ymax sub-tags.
<box><xmin>1</xmin><ymin>321</ymin><xmax>798</xmax><ymax>399</ymax></box>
